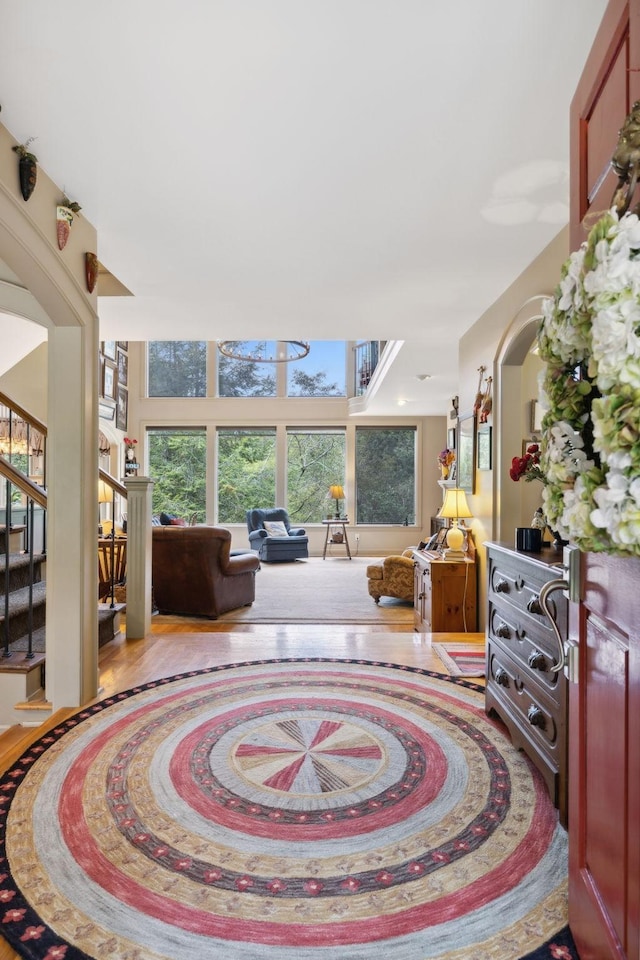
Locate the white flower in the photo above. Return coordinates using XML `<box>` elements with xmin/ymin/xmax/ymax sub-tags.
<box><xmin>536</xmin><ymin>207</ymin><xmax>640</xmax><ymax>556</ymax></box>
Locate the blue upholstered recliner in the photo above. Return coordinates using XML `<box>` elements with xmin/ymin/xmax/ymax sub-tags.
<box><xmin>246</xmin><ymin>508</ymin><xmax>309</xmax><ymax>562</ymax></box>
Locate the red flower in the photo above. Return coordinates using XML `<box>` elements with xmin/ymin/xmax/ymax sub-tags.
<box><xmin>509</xmin><ymin>443</ymin><xmax>545</xmax><ymax>483</ymax></box>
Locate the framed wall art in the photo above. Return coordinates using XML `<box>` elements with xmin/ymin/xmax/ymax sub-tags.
<box><xmin>102</xmin><ymin>340</ymin><xmax>117</xmax><ymax>361</ymax></box>
<box><xmin>477</xmin><ymin>425</ymin><xmax>492</xmax><ymax>471</ymax></box>
<box><xmin>456</xmin><ymin>412</ymin><xmax>476</xmax><ymax>494</ymax></box>
<box><xmin>102</xmin><ymin>359</ymin><xmax>117</xmax><ymax>400</ymax></box>
<box><xmin>116</xmin><ymin>386</ymin><xmax>128</xmax><ymax>432</ymax></box>
<box><xmin>117</xmin><ymin>348</ymin><xmax>128</xmax><ymax>387</ymax></box>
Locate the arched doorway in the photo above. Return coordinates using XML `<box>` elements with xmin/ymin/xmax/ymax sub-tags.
<box><xmin>493</xmin><ymin>295</ymin><xmax>547</xmax><ymax>544</ymax></box>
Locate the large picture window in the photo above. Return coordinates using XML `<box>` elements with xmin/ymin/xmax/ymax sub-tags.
<box><xmin>286</xmin><ymin>428</ymin><xmax>346</xmax><ymax>523</ymax></box>
<box><xmin>217</xmin><ymin>427</ymin><xmax>277</xmax><ymax>522</ymax></box>
<box><xmin>147</xmin><ymin>427</ymin><xmax>206</xmax><ymax>522</ymax></box>
<box><xmin>355</xmin><ymin>426</ymin><xmax>416</xmax><ymax>524</ymax></box>
<box><xmin>148</xmin><ymin>342</ymin><xmax>207</xmax><ymax>397</ymax></box>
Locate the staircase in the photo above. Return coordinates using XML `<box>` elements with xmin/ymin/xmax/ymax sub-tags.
<box><xmin>0</xmin><ymin>392</ymin><xmax>127</xmax><ymax>729</ymax></box>
<box><xmin>0</xmin><ymin>525</ymin><xmax>122</xmax><ymax>726</ymax></box>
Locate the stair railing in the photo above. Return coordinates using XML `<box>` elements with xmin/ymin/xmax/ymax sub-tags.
<box><xmin>98</xmin><ymin>469</ymin><xmax>128</xmax><ymax>608</ymax></box>
<box><xmin>0</xmin><ymin>456</ymin><xmax>47</xmax><ymax>660</ymax></box>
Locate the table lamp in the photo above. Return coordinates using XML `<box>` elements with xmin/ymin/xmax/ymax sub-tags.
<box><xmin>329</xmin><ymin>484</ymin><xmax>345</xmax><ymax>519</ymax></box>
<box><xmin>437</xmin><ymin>487</ymin><xmax>473</xmax><ymax>560</ymax></box>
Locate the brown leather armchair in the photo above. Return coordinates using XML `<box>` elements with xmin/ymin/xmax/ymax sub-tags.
<box><xmin>152</xmin><ymin>525</ymin><xmax>260</xmax><ymax>618</ymax></box>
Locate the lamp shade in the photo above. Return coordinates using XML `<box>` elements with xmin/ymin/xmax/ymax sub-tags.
<box><xmin>329</xmin><ymin>485</ymin><xmax>345</xmax><ymax>500</ymax></box>
<box><xmin>437</xmin><ymin>488</ymin><xmax>472</xmax><ymax>521</ymax></box>
<box><xmin>98</xmin><ymin>479</ymin><xmax>111</xmax><ymax>504</ymax></box>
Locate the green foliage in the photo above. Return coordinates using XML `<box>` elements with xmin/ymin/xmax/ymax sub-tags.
<box><xmin>287</xmin><ymin>432</ymin><xmax>346</xmax><ymax>521</ymax></box>
<box><xmin>217</xmin><ymin>429</ymin><xmax>276</xmax><ymax>522</ymax></box>
<box><xmin>148</xmin><ymin>430</ymin><xmax>206</xmax><ymax>521</ymax></box>
<box><xmin>356</xmin><ymin>428</ymin><xmax>416</xmax><ymax>524</ymax></box>
<box><xmin>148</xmin><ymin>342</ymin><xmax>207</xmax><ymax>397</ymax></box>
<box><xmin>287</xmin><ymin>369</ymin><xmax>340</xmax><ymax>397</ymax></box>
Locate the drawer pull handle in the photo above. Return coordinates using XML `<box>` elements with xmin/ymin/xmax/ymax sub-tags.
<box><xmin>496</xmin><ymin>622</ymin><xmax>511</xmax><ymax>639</ymax></box>
<box><xmin>495</xmin><ymin>578</ymin><xmax>509</xmax><ymax>593</ymax></box>
<box><xmin>527</xmin><ymin>650</ymin><xmax>547</xmax><ymax>671</ymax></box>
<box><xmin>526</xmin><ymin>596</ymin><xmax>542</xmax><ymax>614</ymax></box>
<box><xmin>527</xmin><ymin>705</ymin><xmax>546</xmax><ymax>729</ymax></box>
<box><xmin>495</xmin><ymin>667</ymin><xmax>509</xmax><ymax>687</ymax></box>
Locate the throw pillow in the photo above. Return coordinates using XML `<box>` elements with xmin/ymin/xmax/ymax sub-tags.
<box><xmin>169</xmin><ymin>517</ymin><xmax>187</xmax><ymax>526</ymax></box>
<box><xmin>159</xmin><ymin>512</ymin><xmax>176</xmax><ymax>525</ymax></box>
<box><xmin>263</xmin><ymin>520</ymin><xmax>289</xmax><ymax>537</ymax></box>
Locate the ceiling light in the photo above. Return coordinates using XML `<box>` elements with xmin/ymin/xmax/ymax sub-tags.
<box><xmin>217</xmin><ymin>341</ymin><xmax>310</xmax><ymax>363</ymax></box>
<box><xmin>415</xmin><ymin>374</ymin><xmax>431</xmax><ymax>381</ymax></box>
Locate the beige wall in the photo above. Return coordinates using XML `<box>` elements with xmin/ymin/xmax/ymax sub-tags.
<box><xmin>458</xmin><ymin>226</ymin><xmax>570</xmax><ymax>626</ymax></box>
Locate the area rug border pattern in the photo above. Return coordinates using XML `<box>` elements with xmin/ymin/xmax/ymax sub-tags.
<box><xmin>0</xmin><ymin>658</ymin><xmax>577</xmax><ymax>960</ymax></box>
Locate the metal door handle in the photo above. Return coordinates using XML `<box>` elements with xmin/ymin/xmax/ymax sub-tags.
<box><xmin>539</xmin><ymin>578</ymin><xmax>567</xmax><ymax>674</ymax></box>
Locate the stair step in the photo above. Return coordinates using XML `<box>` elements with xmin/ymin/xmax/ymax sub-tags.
<box><xmin>0</xmin><ymin>552</ymin><xmax>45</xmax><ymax>596</ymax></box>
<box><xmin>0</xmin><ymin>581</ymin><xmax>47</xmax><ymax>646</ymax></box>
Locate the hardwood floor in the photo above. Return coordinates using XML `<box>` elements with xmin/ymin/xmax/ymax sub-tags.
<box><xmin>0</xmin><ymin>622</ymin><xmax>485</xmax><ymax>960</ymax></box>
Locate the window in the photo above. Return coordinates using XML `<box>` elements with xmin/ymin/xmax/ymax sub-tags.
<box><xmin>217</xmin><ymin>428</ymin><xmax>276</xmax><ymax>522</ymax></box>
<box><xmin>217</xmin><ymin>342</ymin><xmax>277</xmax><ymax>397</ymax></box>
<box><xmin>355</xmin><ymin>426</ymin><xmax>416</xmax><ymax>524</ymax></box>
<box><xmin>286</xmin><ymin>428</ymin><xmax>346</xmax><ymax>523</ymax></box>
<box><xmin>147</xmin><ymin>428</ymin><xmax>207</xmax><ymax>521</ymax></box>
<box><xmin>148</xmin><ymin>342</ymin><xmax>207</xmax><ymax>397</ymax></box>
<box><xmin>287</xmin><ymin>342</ymin><xmax>346</xmax><ymax>397</ymax></box>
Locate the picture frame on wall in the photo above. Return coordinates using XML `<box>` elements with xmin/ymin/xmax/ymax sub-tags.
<box><xmin>102</xmin><ymin>340</ymin><xmax>117</xmax><ymax>360</ymax></box>
<box><xmin>117</xmin><ymin>348</ymin><xmax>128</xmax><ymax>387</ymax></box>
<box><xmin>530</xmin><ymin>398</ymin><xmax>542</xmax><ymax>435</ymax></box>
<box><xmin>117</xmin><ymin>341</ymin><xmax>129</xmax><ymax>351</ymax></box>
<box><xmin>103</xmin><ymin>359</ymin><xmax>117</xmax><ymax>400</ymax></box>
<box><xmin>116</xmin><ymin>386</ymin><xmax>128</xmax><ymax>432</ymax></box>
<box><xmin>447</xmin><ymin>427</ymin><xmax>456</xmax><ymax>450</ymax></box>
<box><xmin>477</xmin><ymin>425</ymin><xmax>492</xmax><ymax>470</ymax></box>
<box><xmin>456</xmin><ymin>412</ymin><xmax>476</xmax><ymax>494</ymax></box>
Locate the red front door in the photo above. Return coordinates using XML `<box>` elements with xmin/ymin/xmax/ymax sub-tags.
<box><xmin>567</xmin><ymin>554</ymin><xmax>640</xmax><ymax>959</ymax></box>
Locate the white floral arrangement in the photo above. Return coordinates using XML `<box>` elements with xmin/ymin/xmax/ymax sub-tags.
<box><xmin>537</xmin><ymin>208</ymin><xmax>640</xmax><ymax>555</ymax></box>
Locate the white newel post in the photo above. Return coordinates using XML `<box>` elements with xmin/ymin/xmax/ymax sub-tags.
<box><xmin>124</xmin><ymin>476</ymin><xmax>154</xmax><ymax>639</ymax></box>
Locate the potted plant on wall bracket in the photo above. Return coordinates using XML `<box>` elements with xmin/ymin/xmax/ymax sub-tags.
<box><xmin>12</xmin><ymin>138</ymin><xmax>38</xmax><ymax>201</ymax></box>
<box><xmin>56</xmin><ymin>193</ymin><xmax>82</xmax><ymax>250</ymax></box>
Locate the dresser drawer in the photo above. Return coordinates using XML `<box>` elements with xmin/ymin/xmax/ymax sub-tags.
<box><xmin>488</xmin><ymin>551</ymin><xmax>567</xmax><ymax>649</ymax></box>
<box><xmin>487</xmin><ymin>602</ymin><xmax>563</xmax><ymax>693</ymax></box>
<box><xmin>486</xmin><ymin>640</ymin><xmax>563</xmax><ymax>754</ymax></box>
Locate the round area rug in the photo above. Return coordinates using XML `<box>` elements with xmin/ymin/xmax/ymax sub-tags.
<box><xmin>0</xmin><ymin>659</ymin><xmax>576</xmax><ymax>960</ymax></box>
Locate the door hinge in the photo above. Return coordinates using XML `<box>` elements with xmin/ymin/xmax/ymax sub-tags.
<box><xmin>565</xmin><ymin>642</ymin><xmax>579</xmax><ymax>683</ymax></box>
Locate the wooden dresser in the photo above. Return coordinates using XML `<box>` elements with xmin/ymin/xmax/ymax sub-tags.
<box><xmin>412</xmin><ymin>550</ymin><xmax>476</xmax><ymax>633</ymax></box>
<box><xmin>485</xmin><ymin>541</ymin><xmax>568</xmax><ymax>824</ymax></box>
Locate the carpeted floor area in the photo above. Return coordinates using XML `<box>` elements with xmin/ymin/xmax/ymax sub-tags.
<box><xmin>0</xmin><ymin>658</ymin><xmax>578</xmax><ymax>960</ymax></box>
<box><xmin>216</xmin><ymin>556</ymin><xmax>415</xmax><ymax>624</ymax></box>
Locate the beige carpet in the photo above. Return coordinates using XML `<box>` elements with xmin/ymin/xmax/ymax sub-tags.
<box><xmin>217</xmin><ymin>556</ymin><xmax>415</xmax><ymax>624</ymax></box>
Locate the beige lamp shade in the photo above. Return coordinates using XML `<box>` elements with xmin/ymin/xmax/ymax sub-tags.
<box><xmin>98</xmin><ymin>479</ymin><xmax>111</xmax><ymax>504</ymax></box>
<box><xmin>437</xmin><ymin>488</ymin><xmax>472</xmax><ymax>521</ymax></box>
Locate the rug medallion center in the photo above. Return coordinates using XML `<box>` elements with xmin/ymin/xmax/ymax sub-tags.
<box><xmin>232</xmin><ymin>716</ymin><xmax>384</xmax><ymax>794</ymax></box>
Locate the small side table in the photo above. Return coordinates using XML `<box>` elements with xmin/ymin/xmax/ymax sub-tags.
<box><xmin>322</xmin><ymin>519</ymin><xmax>352</xmax><ymax>559</ymax></box>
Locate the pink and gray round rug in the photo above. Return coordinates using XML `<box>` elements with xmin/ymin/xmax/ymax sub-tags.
<box><xmin>0</xmin><ymin>659</ymin><xmax>577</xmax><ymax>959</ymax></box>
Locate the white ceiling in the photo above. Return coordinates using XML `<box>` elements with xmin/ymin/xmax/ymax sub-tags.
<box><xmin>0</xmin><ymin>1</ymin><xmax>608</xmax><ymax>414</ymax></box>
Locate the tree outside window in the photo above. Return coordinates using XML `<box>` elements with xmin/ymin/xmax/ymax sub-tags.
<box><xmin>217</xmin><ymin>342</ymin><xmax>277</xmax><ymax>397</ymax></box>
<box><xmin>286</xmin><ymin>342</ymin><xmax>345</xmax><ymax>397</ymax></box>
<box><xmin>217</xmin><ymin>428</ymin><xmax>276</xmax><ymax>522</ymax></box>
<box><xmin>147</xmin><ymin>428</ymin><xmax>206</xmax><ymax>522</ymax></box>
<box><xmin>355</xmin><ymin>427</ymin><xmax>416</xmax><ymax>524</ymax></box>
<box><xmin>148</xmin><ymin>342</ymin><xmax>207</xmax><ymax>397</ymax></box>
<box><xmin>286</xmin><ymin>429</ymin><xmax>346</xmax><ymax>523</ymax></box>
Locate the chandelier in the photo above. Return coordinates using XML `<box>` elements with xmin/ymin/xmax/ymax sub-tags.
<box><xmin>217</xmin><ymin>341</ymin><xmax>310</xmax><ymax>363</ymax></box>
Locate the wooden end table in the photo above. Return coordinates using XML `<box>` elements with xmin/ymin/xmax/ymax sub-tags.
<box><xmin>322</xmin><ymin>519</ymin><xmax>352</xmax><ymax>559</ymax></box>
